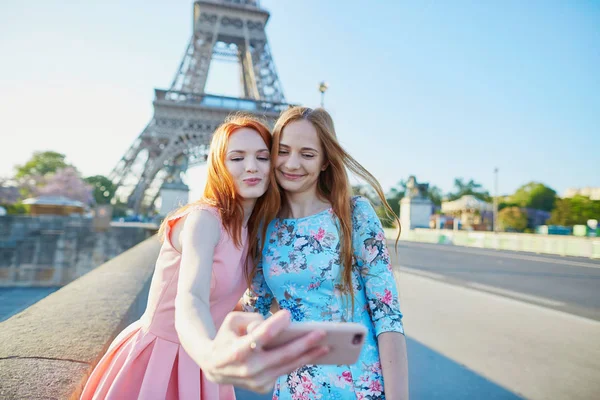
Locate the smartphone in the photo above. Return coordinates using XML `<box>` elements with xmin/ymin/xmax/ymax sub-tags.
<box><xmin>262</xmin><ymin>321</ymin><xmax>367</xmax><ymax>365</ymax></box>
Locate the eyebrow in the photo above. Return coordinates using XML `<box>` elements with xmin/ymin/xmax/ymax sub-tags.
<box><xmin>227</xmin><ymin>148</ymin><xmax>269</xmax><ymax>155</ymax></box>
<box><xmin>279</xmin><ymin>143</ymin><xmax>319</xmax><ymax>153</ymax></box>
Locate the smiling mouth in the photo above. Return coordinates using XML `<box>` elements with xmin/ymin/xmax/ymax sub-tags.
<box><xmin>279</xmin><ymin>171</ymin><xmax>305</xmax><ymax>180</ymax></box>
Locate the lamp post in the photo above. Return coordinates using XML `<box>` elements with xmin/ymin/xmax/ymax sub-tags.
<box><xmin>318</xmin><ymin>81</ymin><xmax>328</xmax><ymax>108</ymax></box>
<box><xmin>493</xmin><ymin>167</ymin><xmax>499</xmax><ymax>232</ymax></box>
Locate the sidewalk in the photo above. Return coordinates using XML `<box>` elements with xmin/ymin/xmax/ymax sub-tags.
<box><xmin>395</xmin><ymin>269</ymin><xmax>600</xmax><ymax>400</ymax></box>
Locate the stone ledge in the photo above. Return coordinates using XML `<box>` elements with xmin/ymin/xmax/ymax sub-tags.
<box><xmin>0</xmin><ymin>236</ymin><xmax>161</xmax><ymax>399</ymax></box>
<box><xmin>0</xmin><ymin>358</ymin><xmax>89</xmax><ymax>400</ymax></box>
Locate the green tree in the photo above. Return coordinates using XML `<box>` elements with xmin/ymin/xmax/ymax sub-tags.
<box><xmin>5</xmin><ymin>202</ymin><xmax>29</xmax><ymax>215</ymax></box>
<box><xmin>547</xmin><ymin>198</ymin><xmax>570</xmax><ymax>225</ymax></box>
<box><xmin>427</xmin><ymin>185</ymin><xmax>443</xmax><ymax>207</ymax></box>
<box><xmin>112</xmin><ymin>200</ymin><xmax>130</xmax><ymax>219</ymax></box>
<box><xmin>548</xmin><ymin>196</ymin><xmax>600</xmax><ymax>226</ymax></box>
<box><xmin>498</xmin><ymin>206</ymin><xmax>528</xmax><ymax>232</ymax></box>
<box><xmin>85</xmin><ymin>175</ymin><xmax>117</xmax><ymax>205</ymax></box>
<box><xmin>385</xmin><ymin>180</ymin><xmax>407</xmax><ymax>218</ymax></box>
<box><xmin>511</xmin><ymin>182</ymin><xmax>556</xmax><ymax>212</ymax></box>
<box><xmin>498</xmin><ymin>200</ymin><xmax>518</xmax><ymax>211</ymax></box>
<box><xmin>14</xmin><ymin>151</ymin><xmax>70</xmax><ymax>179</ymax></box>
<box><xmin>447</xmin><ymin>178</ymin><xmax>490</xmax><ymax>202</ymax></box>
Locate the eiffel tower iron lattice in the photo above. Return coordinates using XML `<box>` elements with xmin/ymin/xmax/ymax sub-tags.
<box><xmin>109</xmin><ymin>0</ymin><xmax>292</xmax><ymax>213</ymax></box>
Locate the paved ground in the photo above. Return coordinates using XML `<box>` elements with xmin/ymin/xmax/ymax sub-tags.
<box><xmin>235</xmin><ymin>336</ymin><xmax>523</xmax><ymax>399</ymax></box>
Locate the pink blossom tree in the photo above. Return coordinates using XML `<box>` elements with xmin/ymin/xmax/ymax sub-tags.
<box><xmin>36</xmin><ymin>167</ymin><xmax>94</xmax><ymax>205</ymax></box>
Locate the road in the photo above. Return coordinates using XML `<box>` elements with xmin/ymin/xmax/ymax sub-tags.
<box><xmin>390</xmin><ymin>241</ymin><xmax>600</xmax><ymax>321</ymax></box>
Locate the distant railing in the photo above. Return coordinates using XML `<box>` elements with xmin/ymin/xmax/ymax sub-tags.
<box><xmin>385</xmin><ymin>228</ymin><xmax>600</xmax><ymax>259</ymax></box>
<box><xmin>154</xmin><ymin>89</ymin><xmax>293</xmax><ymax>114</ymax></box>
<box><xmin>197</xmin><ymin>0</ymin><xmax>261</xmax><ymax>10</ymax></box>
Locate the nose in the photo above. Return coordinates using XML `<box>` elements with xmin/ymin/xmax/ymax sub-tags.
<box><xmin>283</xmin><ymin>152</ymin><xmax>301</xmax><ymax>170</ymax></box>
<box><xmin>245</xmin><ymin>157</ymin><xmax>258</xmax><ymax>173</ymax></box>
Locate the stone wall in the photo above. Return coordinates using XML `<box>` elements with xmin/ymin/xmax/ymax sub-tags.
<box><xmin>0</xmin><ymin>215</ymin><xmax>156</xmax><ymax>286</ymax></box>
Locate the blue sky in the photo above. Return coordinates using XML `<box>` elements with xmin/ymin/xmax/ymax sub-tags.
<box><xmin>0</xmin><ymin>0</ymin><xmax>598</xmax><ymax>200</ymax></box>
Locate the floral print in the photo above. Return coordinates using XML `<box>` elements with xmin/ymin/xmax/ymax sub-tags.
<box><xmin>243</xmin><ymin>197</ymin><xmax>404</xmax><ymax>399</ymax></box>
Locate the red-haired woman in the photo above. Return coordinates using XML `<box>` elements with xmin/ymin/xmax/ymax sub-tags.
<box><xmin>243</xmin><ymin>107</ymin><xmax>409</xmax><ymax>400</ymax></box>
<box><xmin>80</xmin><ymin>114</ymin><xmax>329</xmax><ymax>400</ymax></box>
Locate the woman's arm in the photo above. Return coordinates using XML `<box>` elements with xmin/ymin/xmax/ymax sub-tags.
<box><xmin>378</xmin><ymin>332</ymin><xmax>409</xmax><ymax>399</ymax></box>
<box><xmin>351</xmin><ymin>197</ymin><xmax>408</xmax><ymax>398</ymax></box>
<box><xmin>174</xmin><ymin>209</ymin><xmax>329</xmax><ymax>393</ymax></box>
<box><xmin>174</xmin><ymin>209</ymin><xmax>222</xmax><ymax>365</ymax></box>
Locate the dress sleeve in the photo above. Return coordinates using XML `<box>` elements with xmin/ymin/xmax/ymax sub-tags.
<box><xmin>241</xmin><ymin>255</ymin><xmax>274</xmax><ymax>318</ymax></box>
<box><xmin>352</xmin><ymin>197</ymin><xmax>404</xmax><ymax>336</ymax></box>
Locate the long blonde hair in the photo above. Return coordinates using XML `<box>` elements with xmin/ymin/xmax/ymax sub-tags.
<box><xmin>268</xmin><ymin>106</ymin><xmax>399</xmax><ymax>301</ymax></box>
<box><xmin>158</xmin><ymin>114</ymin><xmax>280</xmax><ymax>285</ymax></box>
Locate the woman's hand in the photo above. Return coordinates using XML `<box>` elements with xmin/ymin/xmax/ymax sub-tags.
<box><xmin>204</xmin><ymin>310</ymin><xmax>328</xmax><ymax>393</ymax></box>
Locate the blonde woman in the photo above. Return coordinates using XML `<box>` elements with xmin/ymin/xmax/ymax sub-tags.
<box><xmin>244</xmin><ymin>107</ymin><xmax>409</xmax><ymax>400</ymax></box>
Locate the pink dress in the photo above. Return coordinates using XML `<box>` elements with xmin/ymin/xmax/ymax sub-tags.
<box><xmin>81</xmin><ymin>205</ymin><xmax>248</xmax><ymax>400</ymax></box>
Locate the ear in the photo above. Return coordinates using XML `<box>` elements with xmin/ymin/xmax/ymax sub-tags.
<box><xmin>321</xmin><ymin>161</ymin><xmax>329</xmax><ymax>171</ymax></box>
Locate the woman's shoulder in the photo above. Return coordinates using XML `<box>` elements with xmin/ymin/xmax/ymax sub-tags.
<box><xmin>169</xmin><ymin>205</ymin><xmax>223</xmax><ymax>252</ymax></box>
<box><xmin>349</xmin><ymin>196</ymin><xmax>382</xmax><ymax>234</ymax></box>
<box><xmin>165</xmin><ymin>204</ymin><xmax>223</xmax><ymax>252</ymax></box>
<box><xmin>186</xmin><ymin>204</ymin><xmax>221</xmax><ymax>222</ymax></box>
<box><xmin>351</xmin><ymin>195</ymin><xmax>375</xmax><ymax>214</ymax></box>
<box><xmin>167</xmin><ymin>202</ymin><xmax>221</xmax><ymax>224</ymax></box>
<box><xmin>183</xmin><ymin>206</ymin><xmax>226</xmax><ymax>242</ymax></box>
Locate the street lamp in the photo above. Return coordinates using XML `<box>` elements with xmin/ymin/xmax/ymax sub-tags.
<box><xmin>493</xmin><ymin>167</ymin><xmax>499</xmax><ymax>232</ymax></box>
<box><xmin>318</xmin><ymin>81</ymin><xmax>328</xmax><ymax>108</ymax></box>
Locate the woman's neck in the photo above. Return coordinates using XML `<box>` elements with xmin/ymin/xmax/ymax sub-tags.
<box><xmin>241</xmin><ymin>198</ymin><xmax>257</xmax><ymax>227</ymax></box>
<box><xmin>282</xmin><ymin>188</ymin><xmax>331</xmax><ymax>219</ymax></box>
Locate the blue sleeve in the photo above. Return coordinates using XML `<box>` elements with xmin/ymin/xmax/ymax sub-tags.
<box><xmin>241</xmin><ymin>256</ymin><xmax>274</xmax><ymax>318</ymax></box>
<box><xmin>352</xmin><ymin>197</ymin><xmax>404</xmax><ymax>336</ymax></box>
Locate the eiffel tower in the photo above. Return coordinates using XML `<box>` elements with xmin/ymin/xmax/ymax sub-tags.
<box><xmin>110</xmin><ymin>0</ymin><xmax>292</xmax><ymax>213</ymax></box>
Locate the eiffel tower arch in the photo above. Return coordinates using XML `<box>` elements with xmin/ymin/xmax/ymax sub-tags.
<box><xmin>110</xmin><ymin>0</ymin><xmax>292</xmax><ymax>213</ymax></box>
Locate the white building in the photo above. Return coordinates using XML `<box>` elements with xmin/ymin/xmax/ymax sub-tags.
<box><xmin>563</xmin><ymin>187</ymin><xmax>600</xmax><ymax>200</ymax></box>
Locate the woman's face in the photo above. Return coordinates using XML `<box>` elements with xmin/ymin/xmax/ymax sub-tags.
<box><xmin>224</xmin><ymin>128</ymin><xmax>271</xmax><ymax>200</ymax></box>
<box><xmin>275</xmin><ymin>119</ymin><xmax>326</xmax><ymax>195</ymax></box>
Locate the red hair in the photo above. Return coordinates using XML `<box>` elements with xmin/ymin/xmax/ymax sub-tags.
<box><xmin>158</xmin><ymin>113</ymin><xmax>280</xmax><ymax>285</ymax></box>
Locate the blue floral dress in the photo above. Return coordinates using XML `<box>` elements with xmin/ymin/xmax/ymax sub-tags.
<box><xmin>242</xmin><ymin>196</ymin><xmax>404</xmax><ymax>400</ymax></box>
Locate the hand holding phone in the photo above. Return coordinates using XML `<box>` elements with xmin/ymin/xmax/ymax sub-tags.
<box><xmin>262</xmin><ymin>321</ymin><xmax>367</xmax><ymax>365</ymax></box>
